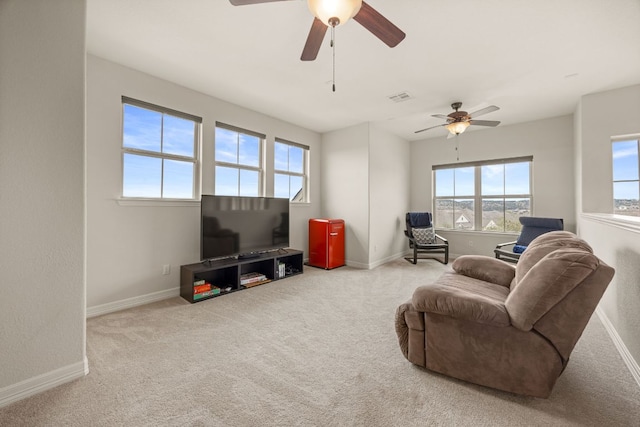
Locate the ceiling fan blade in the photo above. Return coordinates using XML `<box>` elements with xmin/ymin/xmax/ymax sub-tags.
<box><xmin>301</xmin><ymin>18</ymin><xmax>328</xmax><ymax>61</ymax></box>
<box><xmin>469</xmin><ymin>120</ymin><xmax>501</xmax><ymax>127</ymax></box>
<box><xmin>229</xmin><ymin>0</ymin><xmax>294</xmax><ymax>5</ymax></box>
<box><xmin>468</xmin><ymin>105</ymin><xmax>499</xmax><ymax>118</ymax></box>
<box><xmin>431</xmin><ymin>114</ymin><xmax>450</xmax><ymax>120</ymax></box>
<box><xmin>415</xmin><ymin>124</ymin><xmax>446</xmax><ymax>134</ymax></box>
<box><xmin>353</xmin><ymin>1</ymin><xmax>406</xmax><ymax>48</ymax></box>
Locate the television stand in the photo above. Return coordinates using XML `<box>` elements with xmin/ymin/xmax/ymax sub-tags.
<box><xmin>180</xmin><ymin>249</ymin><xmax>303</xmax><ymax>303</ymax></box>
<box><xmin>237</xmin><ymin>252</ymin><xmax>261</xmax><ymax>260</ymax></box>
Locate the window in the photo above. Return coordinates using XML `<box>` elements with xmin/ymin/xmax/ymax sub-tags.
<box><xmin>433</xmin><ymin>157</ymin><xmax>532</xmax><ymax>232</ymax></box>
<box><xmin>214</xmin><ymin>123</ymin><xmax>264</xmax><ymax>196</ymax></box>
<box><xmin>612</xmin><ymin>138</ymin><xmax>640</xmax><ymax>216</ymax></box>
<box><xmin>274</xmin><ymin>139</ymin><xmax>309</xmax><ymax>202</ymax></box>
<box><xmin>121</xmin><ymin>97</ymin><xmax>200</xmax><ymax>199</ymax></box>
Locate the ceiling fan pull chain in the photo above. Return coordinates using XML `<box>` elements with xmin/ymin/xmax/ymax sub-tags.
<box><xmin>331</xmin><ymin>25</ymin><xmax>336</xmax><ymax>92</ymax></box>
<box><xmin>455</xmin><ymin>135</ymin><xmax>460</xmax><ymax>161</ymax></box>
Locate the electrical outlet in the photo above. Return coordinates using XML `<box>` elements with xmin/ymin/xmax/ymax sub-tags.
<box><xmin>468</xmin><ymin>240</ymin><xmax>474</xmax><ymax>247</ymax></box>
<box><xmin>162</xmin><ymin>264</ymin><xmax>171</xmax><ymax>275</ymax></box>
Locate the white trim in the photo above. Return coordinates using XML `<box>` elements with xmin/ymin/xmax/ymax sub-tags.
<box><xmin>87</xmin><ymin>287</ymin><xmax>180</xmax><ymax>318</ymax></box>
<box><xmin>116</xmin><ymin>198</ymin><xmax>199</xmax><ymax>207</ymax></box>
<box><xmin>596</xmin><ymin>306</ymin><xmax>640</xmax><ymax>389</ymax></box>
<box><xmin>369</xmin><ymin>252</ymin><xmax>406</xmax><ymax>269</ymax></box>
<box><xmin>581</xmin><ymin>213</ymin><xmax>640</xmax><ymax>234</ymax></box>
<box><xmin>0</xmin><ymin>358</ymin><xmax>88</xmax><ymax>409</ymax></box>
<box><xmin>345</xmin><ymin>260</ymin><xmax>368</xmax><ymax>269</ymax></box>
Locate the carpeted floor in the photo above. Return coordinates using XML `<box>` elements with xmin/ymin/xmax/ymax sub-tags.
<box><xmin>1</xmin><ymin>258</ymin><xmax>639</xmax><ymax>426</ymax></box>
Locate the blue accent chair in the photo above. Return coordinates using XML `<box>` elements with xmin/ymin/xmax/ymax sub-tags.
<box><xmin>494</xmin><ymin>217</ymin><xmax>564</xmax><ymax>263</ymax></box>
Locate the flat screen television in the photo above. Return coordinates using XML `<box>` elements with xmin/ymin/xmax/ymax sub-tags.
<box><xmin>200</xmin><ymin>195</ymin><xmax>290</xmax><ymax>261</ymax></box>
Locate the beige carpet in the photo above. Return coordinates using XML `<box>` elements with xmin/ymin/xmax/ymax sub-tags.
<box><xmin>1</xmin><ymin>258</ymin><xmax>639</xmax><ymax>426</ymax></box>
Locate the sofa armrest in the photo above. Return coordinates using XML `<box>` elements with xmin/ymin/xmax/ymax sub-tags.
<box><xmin>452</xmin><ymin>255</ymin><xmax>515</xmax><ymax>287</ymax></box>
<box><xmin>412</xmin><ymin>282</ymin><xmax>510</xmax><ymax>327</ymax></box>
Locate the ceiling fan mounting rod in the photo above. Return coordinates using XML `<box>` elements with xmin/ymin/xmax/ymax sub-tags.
<box><xmin>331</xmin><ymin>24</ymin><xmax>336</xmax><ymax>92</ymax></box>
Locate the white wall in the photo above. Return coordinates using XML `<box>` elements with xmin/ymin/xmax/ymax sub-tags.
<box><xmin>86</xmin><ymin>55</ymin><xmax>321</xmax><ymax>312</ymax></box>
<box><xmin>320</xmin><ymin>123</ymin><xmax>370</xmax><ymax>267</ymax></box>
<box><xmin>369</xmin><ymin>126</ymin><xmax>411</xmax><ymax>267</ymax></box>
<box><xmin>0</xmin><ymin>0</ymin><xmax>87</xmax><ymax>405</ymax></box>
<box><xmin>577</xmin><ymin>84</ymin><xmax>640</xmax><ymax>370</ymax></box>
<box><xmin>320</xmin><ymin>123</ymin><xmax>410</xmax><ymax>268</ymax></box>
<box><xmin>409</xmin><ymin>115</ymin><xmax>576</xmax><ymax>257</ymax></box>
<box><xmin>579</xmin><ymin>85</ymin><xmax>640</xmax><ymax>213</ymax></box>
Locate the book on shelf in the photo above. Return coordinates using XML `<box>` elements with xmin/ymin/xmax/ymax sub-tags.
<box><xmin>194</xmin><ymin>283</ymin><xmax>212</xmax><ymax>294</ymax></box>
<box><xmin>243</xmin><ymin>279</ymin><xmax>271</xmax><ymax>288</ymax></box>
<box><xmin>193</xmin><ymin>286</ymin><xmax>220</xmax><ymax>300</ymax></box>
<box><xmin>240</xmin><ymin>272</ymin><xmax>267</xmax><ymax>285</ymax></box>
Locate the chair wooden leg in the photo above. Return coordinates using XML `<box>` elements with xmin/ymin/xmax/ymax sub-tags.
<box><xmin>413</xmin><ymin>246</ymin><xmax>417</xmax><ymax>264</ymax></box>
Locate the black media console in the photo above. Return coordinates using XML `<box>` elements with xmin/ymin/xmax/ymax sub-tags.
<box><xmin>180</xmin><ymin>249</ymin><xmax>304</xmax><ymax>303</ymax></box>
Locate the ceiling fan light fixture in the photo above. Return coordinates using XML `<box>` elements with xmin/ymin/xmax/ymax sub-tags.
<box><xmin>307</xmin><ymin>0</ymin><xmax>362</xmax><ymax>27</ymax></box>
<box><xmin>446</xmin><ymin>121</ymin><xmax>470</xmax><ymax>135</ymax></box>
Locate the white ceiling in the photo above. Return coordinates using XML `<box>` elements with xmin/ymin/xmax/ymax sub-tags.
<box><xmin>87</xmin><ymin>0</ymin><xmax>640</xmax><ymax>141</ymax></box>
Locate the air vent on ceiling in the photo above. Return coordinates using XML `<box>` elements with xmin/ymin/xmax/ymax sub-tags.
<box><xmin>388</xmin><ymin>92</ymin><xmax>413</xmax><ymax>103</ymax></box>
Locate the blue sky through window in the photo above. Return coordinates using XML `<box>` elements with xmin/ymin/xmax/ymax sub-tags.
<box><xmin>214</xmin><ymin>126</ymin><xmax>262</xmax><ymax>196</ymax></box>
<box><xmin>612</xmin><ymin>139</ymin><xmax>640</xmax><ymax>216</ymax></box>
<box><xmin>613</xmin><ymin>140</ymin><xmax>639</xmax><ymax>204</ymax></box>
<box><xmin>122</xmin><ymin>103</ymin><xmax>196</xmax><ymax>198</ymax></box>
<box><xmin>274</xmin><ymin>141</ymin><xmax>305</xmax><ymax>200</ymax></box>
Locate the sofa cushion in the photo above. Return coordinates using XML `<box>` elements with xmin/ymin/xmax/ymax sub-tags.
<box><xmin>412</xmin><ymin>272</ymin><xmax>510</xmax><ymax>326</ymax></box>
<box><xmin>506</xmin><ymin>249</ymin><xmax>599</xmax><ymax>331</ymax></box>
<box><xmin>452</xmin><ymin>255</ymin><xmax>515</xmax><ymax>287</ymax></box>
<box><xmin>515</xmin><ymin>232</ymin><xmax>593</xmax><ymax>286</ymax></box>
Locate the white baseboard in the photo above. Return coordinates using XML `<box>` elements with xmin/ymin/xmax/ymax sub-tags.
<box><xmin>343</xmin><ymin>251</ymin><xmax>407</xmax><ymax>270</ymax></box>
<box><xmin>86</xmin><ymin>287</ymin><xmax>180</xmax><ymax>318</ymax></box>
<box><xmin>0</xmin><ymin>358</ymin><xmax>88</xmax><ymax>409</ymax></box>
<box><xmin>596</xmin><ymin>306</ymin><xmax>640</xmax><ymax>389</ymax></box>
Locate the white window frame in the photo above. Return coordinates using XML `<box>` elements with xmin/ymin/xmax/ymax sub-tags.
<box><xmin>433</xmin><ymin>156</ymin><xmax>533</xmax><ymax>232</ymax></box>
<box><xmin>274</xmin><ymin>138</ymin><xmax>309</xmax><ymax>203</ymax></box>
<box><xmin>214</xmin><ymin>122</ymin><xmax>265</xmax><ymax>197</ymax></box>
<box><xmin>121</xmin><ymin>96</ymin><xmax>201</xmax><ymax>201</ymax></box>
<box><xmin>612</xmin><ymin>136</ymin><xmax>640</xmax><ymax>217</ymax></box>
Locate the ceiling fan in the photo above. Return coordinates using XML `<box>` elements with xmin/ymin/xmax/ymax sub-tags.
<box><xmin>415</xmin><ymin>102</ymin><xmax>501</xmax><ymax>138</ymax></box>
<box><xmin>229</xmin><ymin>0</ymin><xmax>406</xmax><ymax>61</ymax></box>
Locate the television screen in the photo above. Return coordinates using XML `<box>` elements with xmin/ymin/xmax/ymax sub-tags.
<box><xmin>201</xmin><ymin>195</ymin><xmax>290</xmax><ymax>260</ymax></box>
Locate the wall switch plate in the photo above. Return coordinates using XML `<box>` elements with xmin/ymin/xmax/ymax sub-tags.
<box><xmin>162</xmin><ymin>264</ymin><xmax>171</xmax><ymax>275</ymax></box>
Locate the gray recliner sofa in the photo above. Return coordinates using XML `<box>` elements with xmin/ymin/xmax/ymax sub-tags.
<box><xmin>395</xmin><ymin>231</ymin><xmax>615</xmax><ymax>398</ymax></box>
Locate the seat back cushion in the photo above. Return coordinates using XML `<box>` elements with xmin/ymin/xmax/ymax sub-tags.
<box><xmin>506</xmin><ymin>249</ymin><xmax>599</xmax><ymax>331</ymax></box>
<box><xmin>412</xmin><ymin>226</ymin><xmax>436</xmax><ymax>244</ymax></box>
<box><xmin>514</xmin><ymin>231</ymin><xmax>592</xmax><ymax>286</ymax></box>
<box><xmin>515</xmin><ymin>217</ymin><xmax>564</xmax><ymax>246</ymax></box>
<box><xmin>407</xmin><ymin>212</ymin><xmax>432</xmax><ymax>228</ymax></box>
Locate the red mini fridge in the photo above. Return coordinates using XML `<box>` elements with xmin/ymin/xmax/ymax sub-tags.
<box><xmin>308</xmin><ymin>219</ymin><xmax>345</xmax><ymax>269</ymax></box>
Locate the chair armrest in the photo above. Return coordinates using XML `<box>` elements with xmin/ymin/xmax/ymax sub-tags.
<box><xmin>412</xmin><ymin>282</ymin><xmax>510</xmax><ymax>327</ymax></box>
<box><xmin>435</xmin><ymin>233</ymin><xmax>448</xmax><ymax>244</ymax></box>
<box><xmin>495</xmin><ymin>240</ymin><xmax>517</xmax><ymax>249</ymax></box>
<box><xmin>452</xmin><ymin>255</ymin><xmax>515</xmax><ymax>287</ymax></box>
